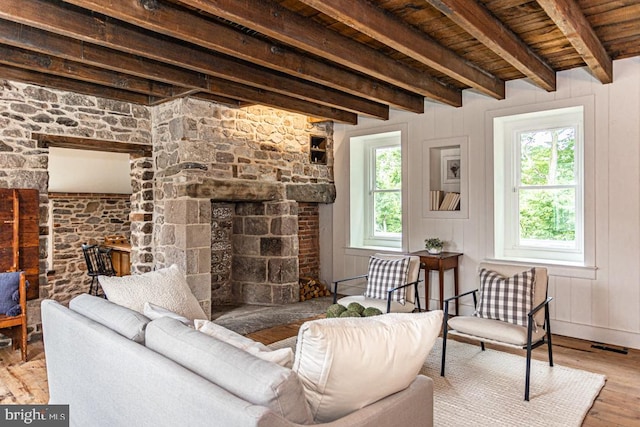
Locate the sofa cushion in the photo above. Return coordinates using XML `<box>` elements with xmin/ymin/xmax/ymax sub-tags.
<box><xmin>98</xmin><ymin>264</ymin><xmax>206</xmax><ymax>321</ymax></box>
<box><xmin>475</xmin><ymin>267</ymin><xmax>535</xmax><ymax>327</ymax></box>
<box><xmin>144</xmin><ymin>302</ymin><xmax>194</xmax><ymax>327</ymax></box>
<box><xmin>293</xmin><ymin>310</ymin><xmax>443</xmax><ymax>423</ymax></box>
<box><xmin>364</xmin><ymin>256</ymin><xmax>410</xmax><ymax>304</ymax></box>
<box><xmin>69</xmin><ymin>294</ymin><xmax>150</xmax><ymax>343</ymax></box>
<box><xmin>194</xmin><ymin>319</ymin><xmax>293</xmax><ymax>368</ymax></box>
<box><xmin>146</xmin><ymin>317</ymin><xmax>313</xmax><ymax>424</ymax></box>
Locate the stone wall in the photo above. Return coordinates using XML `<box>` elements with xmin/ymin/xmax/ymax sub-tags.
<box><xmin>298</xmin><ymin>203</ymin><xmax>320</xmax><ymax>279</ymax></box>
<box><xmin>0</xmin><ymin>79</ymin><xmax>151</xmax><ymax>338</ymax></box>
<box><xmin>48</xmin><ymin>193</ymin><xmax>131</xmax><ymax>306</ymax></box>
<box><xmin>153</xmin><ymin>98</ymin><xmax>334</xmax><ymax>310</ymax></box>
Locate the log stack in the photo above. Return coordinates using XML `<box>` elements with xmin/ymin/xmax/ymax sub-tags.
<box><xmin>299</xmin><ymin>276</ymin><xmax>331</xmax><ymax>301</ymax></box>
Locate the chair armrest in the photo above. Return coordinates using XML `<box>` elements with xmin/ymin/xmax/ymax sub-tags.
<box><xmin>384</xmin><ymin>279</ymin><xmax>423</xmax><ymax>313</ymax></box>
<box><xmin>386</xmin><ymin>279</ymin><xmax>422</xmax><ymax>294</ymax></box>
<box><xmin>528</xmin><ymin>296</ymin><xmax>553</xmax><ymax>317</ymax></box>
<box><xmin>332</xmin><ymin>274</ymin><xmax>368</xmax><ymax>303</ymax></box>
<box><xmin>444</xmin><ymin>289</ymin><xmax>478</xmax><ymax>304</ymax></box>
<box><xmin>443</xmin><ymin>289</ymin><xmax>478</xmax><ymax>318</ymax></box>
<box><xmin>333</xmin><ymin>274</ymin><xmax>368</xmax><ymax>286</ymax></box>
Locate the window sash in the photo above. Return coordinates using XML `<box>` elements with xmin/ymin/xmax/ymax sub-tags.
<box><xmin>364</xmin><ymin>142</ymin><xmax>402</xmax><ymax>246</ymax></box>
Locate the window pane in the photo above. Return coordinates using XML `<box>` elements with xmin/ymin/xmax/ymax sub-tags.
<box><xmin>374</xmin><ymin>191</ymin><xmax>402</xmax><ymax>235</ymax></box>
<box><xmin>520</xmin><ymin>127</ymin><xmax>575</xmax><ymax>186</ymax></box>
<box><xmin>519</xmin><ymin>188</ymin><xmax>575</xmax><ymax>243</ymax></box>
<box><xmin>375</xmin><ymin>146</ymin><xmax>401</xmax><ymax>190</ymax></box>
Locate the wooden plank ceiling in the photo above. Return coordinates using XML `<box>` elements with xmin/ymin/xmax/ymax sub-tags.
<box><xmin>0</xmin><ymin>0</ymin><xmax>638</xmax><ymax>124</ymax></box>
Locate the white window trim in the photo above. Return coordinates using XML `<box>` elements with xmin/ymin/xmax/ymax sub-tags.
<box><xmin>486</xmin><ymin>96</ymin><xmax>596</xmax><ymax>271</ymax></box>
<box><xmin>347</xmin><ymin>124</ymin><xmax>408</xmax><ymax>251</ymax></box>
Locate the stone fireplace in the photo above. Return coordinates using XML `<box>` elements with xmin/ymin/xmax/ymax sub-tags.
<box><xmin>152</xmin><ymin>98</ymin><xmax>335</xmax><ymax>315</ymax></box>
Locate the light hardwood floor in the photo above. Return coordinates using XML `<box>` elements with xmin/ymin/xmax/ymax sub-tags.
<box><xmin>1</xmin><ymin>324</ymin><xmax>638</xmax><ymax>426</ymax></box>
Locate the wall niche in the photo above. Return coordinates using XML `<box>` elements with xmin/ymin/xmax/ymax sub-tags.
<box><xmin>422</xmin><ymin>136</ymin><xmax>468</xmax><ymax>219</ymax></box>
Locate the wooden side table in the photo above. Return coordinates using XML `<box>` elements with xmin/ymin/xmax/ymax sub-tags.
<box><xmin>410</xmin><ymin>251</ymin><xmax>462</xmax><ymax>314</ymax></box>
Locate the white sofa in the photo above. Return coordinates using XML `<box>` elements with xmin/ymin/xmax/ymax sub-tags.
<box><xmin>41</xmin><ymin>295</ymin><xmax>434</xmax><ymax>427</ymax></box>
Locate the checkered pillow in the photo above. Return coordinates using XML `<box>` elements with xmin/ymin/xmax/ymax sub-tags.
<box><xmin>475</xmin><ymin>268</ymin><xmax>535</xmax><ymax>327</ymax></box>
<box><xmin>364</xmin><ymin>256</ymin><xmax>410</xmax><ymax>304</ymax></box>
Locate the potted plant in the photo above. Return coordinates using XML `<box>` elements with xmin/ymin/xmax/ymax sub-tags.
<box><xmin>424</xmin><ymin>238</ymin><xmax>444</xmax><ymax>254</ymax></box>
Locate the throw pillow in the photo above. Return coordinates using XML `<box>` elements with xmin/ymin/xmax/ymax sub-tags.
<box><xmin>293</xmin><ymin>310</ymin><xmax>443</xmax><ymax>422</ymax></box>
<box><xmin>363</xmin><ymin>256</ymin><xmax>410</xmax><ymax>304</ymax></box>
<box><xmin>144</xmin><ymin>302</ymin><xmax>194</xmax><ymax>327</ymax></box>
<box><xmin>0</xmin><ymin>271</ymin><xmax>21</xmax><ymax>316</ymax></box>
<box><xmin>99</xmin><ymin>264</ymin><xmax>206</xmax><ymax>321</ymax></box>
<box><xmin>195</xmin><ymin>319</ymin><xmax>293</xmax><ymax>368</ymax></box>
<box><xmin>475</xmin><ymin>267</ymin><xmax>536</xmax><ymax>327</ymax></box>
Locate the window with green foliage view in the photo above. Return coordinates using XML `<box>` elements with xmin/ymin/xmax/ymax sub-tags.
<box><xmin>494</xmin><ymin>106</ymin><xmax>584</xmax><ymax>263</ymax></box>
<box><xmin>349</xmin><ymin>130</ymin><xmax>403</xmax><ymax>249</ymax></box>
<box><xmin>518</xmin><ymin>127</ymin><xmax>576</xmax><ymax>245</ymax></box>
<box><xmin>372</xmin><ymin>146</ymin><xmax>402</xmax><ymax>237</ymax></box>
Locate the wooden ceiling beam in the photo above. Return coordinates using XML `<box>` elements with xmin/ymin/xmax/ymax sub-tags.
<box><xmin>0</xmin><ymin>2</ymin><xmax>384</xmax><ymax>119</ymax></box>
<box><xmin>0</xmin><ymin>29</ymin><xmax>357</xmax><ymax>124</ymax></box>
<box><xmin>425</xmin><ymin>0</ymin><xmax>557</xmax><ymax>91</ymax></box>
<box><xmin>536</xmin><ymin>0</ymin><xmax>612</xmax><ymax>84</ymax></box>
<box><xmin>45</xmin><ymin>1</ymin><xmax>423</xmax><ymax>114</ymax></box>
<box><xmin>0</xmin><ymin>44</ymin><xmax>182</xmax><ymax>98</ymax></box>
<box><xmin>62</xmin><ymin>0</ymin><xmax>458</xmax><ymax>107</ymax></box>
<box><xmin>297</xmin><ymin>0</ymin><xmax>505</xmax><ymax>99</ymax></box>
<box><xmin>0</xmin><ymin>64</ymin><xmax>151</xmax><ymax>105</ymax></box>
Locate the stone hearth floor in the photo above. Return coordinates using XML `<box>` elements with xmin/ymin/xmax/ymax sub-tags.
<box><xmin>211</xmin><ymin>296</ymin><xmax>333</xmax><ymax>335</ymax></box>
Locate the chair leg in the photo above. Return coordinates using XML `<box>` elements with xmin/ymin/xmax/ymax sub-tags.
<box><xmin>20</xmin><ymin>321</ymin><xmax>27</xmax><ymax>362</ymax></box>
<box><xmin>440</xmin><ymin>303</ymin><xmax>449</xmax><ymax>376</ymax></box>
<box><xmin>525</xmin><ymin>344</ymin><xmax>532</xmax><ymax>401</ymax></box>
<box><xmin>545</xmin><ymin>306</ymin><xmax>554</xmax><ymax>367</ymax></box>
<box><xmin>89</xmin><ymin>276</ymin><xmax>96</xmax><ymax>296</ymax></box>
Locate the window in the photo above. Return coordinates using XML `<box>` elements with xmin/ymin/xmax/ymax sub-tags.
<box><xmin>494</xmin><ymin>106</ymin><xmax>584</xmax><ymax>263</ymax></box>
<box><xmin>350</xmin><ymin>130</ymin><xmax>403</xmax><ymax>249</ymax></box>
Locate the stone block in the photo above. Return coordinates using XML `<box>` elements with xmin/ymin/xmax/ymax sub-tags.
<box><xmin>235</xmin><ymin>202</ymin><xmax>265</xmax><ymax>216</ymax></box>
<box><xmin>232</xmin><ymin>235</ymin><xmax>260</xmax><ymax>256</ymax></box>
<box><xmin>186</xmin><ymin>273</ymin><xmax>211</xmax><ymax>302</ymax></box>
<box><xmin>232</xmin><ymin>256</ymin><xmax>266</xmax><ymax>283</ymax></box>
<box><xmin>270</xmin><ymin>216</ymin><xmax>298</xmax><ymax>236</ymax></box>
<box><xmin>164</xmin><ymin>199</ymin><xmax>200</xmax><ymax>224</ymax></box>
<box><xmin>268</xmin><ymin>257</ymin><xmax>299</xmax><ymax>284</ymax></box>
<box><xmin>244</xmin><ymin>217</ymin><xmax>269</xmax><ymax>235</ymax></box>
<box><xmin>240</xmin><ymin>282</ymin><xmax>274</xmax><ymax>305</ymax></box>
<box><xmin>271</xmin><ymin>283</ymin><xmax>299</xmax><ymax>305</ymax></box>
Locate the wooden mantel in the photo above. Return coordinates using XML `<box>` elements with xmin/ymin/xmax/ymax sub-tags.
<box><xmin>33</xmin><ymin>133</ymin><xmax>152</xmax><ymax>157</ymax></box>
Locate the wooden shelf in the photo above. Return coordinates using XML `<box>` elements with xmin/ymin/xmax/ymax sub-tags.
<box><xmin>310</xmin><ymin>135</ymin><xmax>327</xmax><ymax>164</ymax></box>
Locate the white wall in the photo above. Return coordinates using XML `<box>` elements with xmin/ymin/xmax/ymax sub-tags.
<box><xmin>326</xmin><ymin>57</ymin><xmax>640</xmax><ymax>349</ymax></box>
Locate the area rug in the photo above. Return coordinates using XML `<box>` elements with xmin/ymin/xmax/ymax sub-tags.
<box><xmin>269</xmin><ymin>337</ymin><xmax>606</xmax><ymax>427</ymax></box>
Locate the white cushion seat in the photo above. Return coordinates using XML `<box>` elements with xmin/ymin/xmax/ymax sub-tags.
<box><xmin>447</xmin><ymin>315</ymin><xmax>546</xmax><ymax>347</ymax></box>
